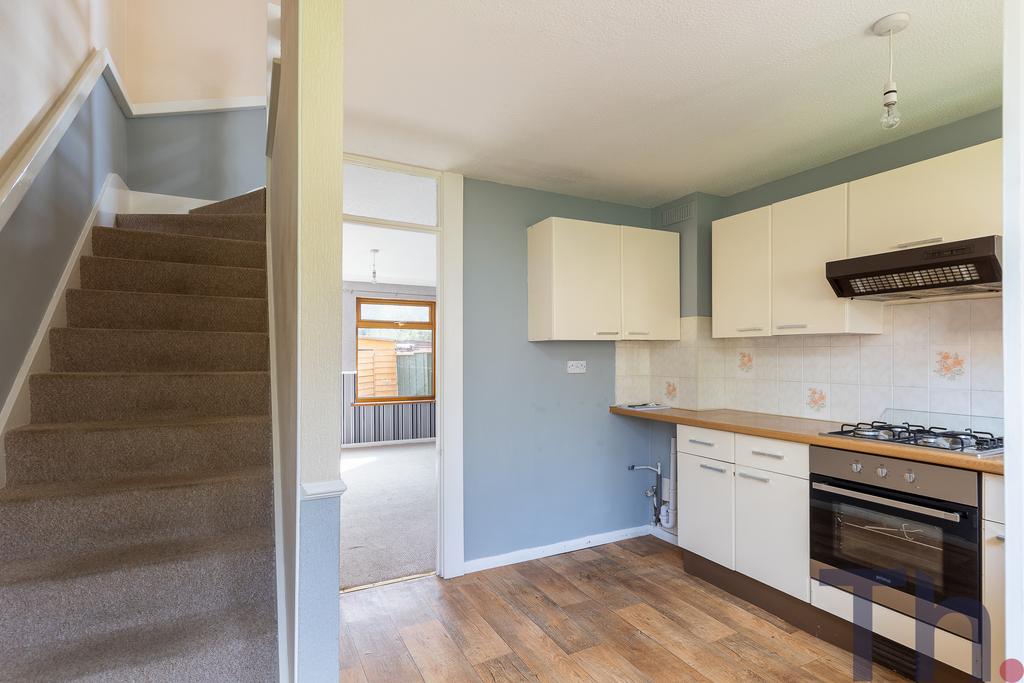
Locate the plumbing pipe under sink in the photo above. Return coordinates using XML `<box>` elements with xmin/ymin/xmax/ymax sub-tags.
<box><xmin>627</xmin><ymin>461</ymin><xmax>662</xmax><ymax>526</ymax></box>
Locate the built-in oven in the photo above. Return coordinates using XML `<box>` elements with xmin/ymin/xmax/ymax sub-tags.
<box><xmin>809</xmin><ymin>446</ymin><xmax>981</xmax><ymax>641</ymax></box>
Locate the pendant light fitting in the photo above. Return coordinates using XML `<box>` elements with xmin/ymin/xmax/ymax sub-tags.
<box><xmin>873</xmin><ymin>12</ymin><xmax>910</xmax><ymax>130</ymax></box>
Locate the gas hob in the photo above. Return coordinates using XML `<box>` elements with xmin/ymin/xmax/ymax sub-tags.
<box><xmin>823</xmin><ymin>421</ymin><xmax>1003</xmax><ymax>458</ymax></box>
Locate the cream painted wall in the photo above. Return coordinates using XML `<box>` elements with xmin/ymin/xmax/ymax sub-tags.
<box><xmin>0</xmin><ymin>0</ymin><xmax>126</xmax><ymax>168</ymax></box>
<box><xmin>125</xmin><ymin>0</ymin><xmax>268</xmax><ymax>104</ymax></box>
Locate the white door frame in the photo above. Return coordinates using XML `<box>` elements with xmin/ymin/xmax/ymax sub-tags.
<box><xmin>341</xmin><ymin>155</ymin><xmax>464</xmax><ymax>578</ymax></box>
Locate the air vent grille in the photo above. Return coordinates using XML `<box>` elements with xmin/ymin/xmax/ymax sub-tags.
<box><xmin>661</xmin><ymin>202</ymin><xmax>693</xmax><ymax>226</ymax></box>
<box><xmin>849</xmin><ymin>263</ymin><xmax>981</xmax><ymax>295</ymax></box>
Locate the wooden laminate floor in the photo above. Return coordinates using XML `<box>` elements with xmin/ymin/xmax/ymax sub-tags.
<box><xmin>340</xmin><ymin>535</ymin><xmax>912</xmax><ymax>682</ymax></box>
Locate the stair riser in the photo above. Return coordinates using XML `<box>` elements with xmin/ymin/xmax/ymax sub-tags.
<box><xmin>114</xmin><ymin>214</ymin><xmax>266</xmax><ymax>242</ymax></box>
<box><xmin>30</xmin><ymin>373</ymin><xmax>270</xmax><ymax>423</ymax></box>
<box><xmin>80</xmin><ymin>256</ymin><xmax>267</xmax><ymax>298</ymax></box>
<box><xmin>0</xmin><ymin>476</ymin><xmax>273</xmax><ymax>562</ymax></box>
<box><xmin>67</xmin><ymin>289</ymin><xmax>268</xmax><ymax>333</ymax></box>
<box><xmin>0</xmin><ymin>545</ymin><xmax>275</xmax><ymax>654</ymax></box>
<box><xmin>4</xmin><ymin>419</ymin><xmax>272</xmax><ymax>486</ymax></box>
<box><xmin>93</xmin><ymin>228</ymin><xmax>266</xmax><ymax>269</ymax></box>
<box><xmin>50</xmin><ymin>329</ymin><xmax>269</xmax><ymax>373</ymax></box>
<box><xmin>191</xmin><ymin>189</ymin><xmax>265</xmax><ymax>215</ymax></box>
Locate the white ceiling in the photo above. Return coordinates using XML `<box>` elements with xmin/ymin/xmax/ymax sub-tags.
<box><xmin>343</xmin><ymin>0</ymin><xmax>1002</xmax><ymax>207</ymax></box>
<box><xmin>343</xmin><ymin>223</ymin><xmax>437</xmax><ymax>287</ymax></box>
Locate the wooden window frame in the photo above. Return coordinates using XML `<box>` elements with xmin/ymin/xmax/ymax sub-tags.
<box><xmin>354</xmin><ymin>297</ymin><xmax>436</xmax><ymax>404</ymax></box>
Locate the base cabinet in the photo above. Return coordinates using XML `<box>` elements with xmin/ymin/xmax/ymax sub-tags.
<box><xmin>983</xmin><ymin>520</ymin><xmax>1006</xmax><ymax>682</ymax></box>
<box><xmin>734</xmin><ymin>466</ymin><xmax>809</xmax><ymax>601</ymax></box>
<box><xmin>678</xmin><ymin>453</ymin><xmax>734</xmax><ymax>569</ymax></box>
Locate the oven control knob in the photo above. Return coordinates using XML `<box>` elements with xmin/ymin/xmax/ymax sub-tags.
<box><xmin>904</xmin><ymin>471</ymin><xmax>916</xmax><ymax>484</ymax></box>
<box><xmin>876</xmin><ymin>466</ymin><xmax>888</xmax><ymax>478</ymax></box>
<box><xmin>851</xmin><ymin>462</ymin><xmax>863</xmax><ymax>473</ymax></box>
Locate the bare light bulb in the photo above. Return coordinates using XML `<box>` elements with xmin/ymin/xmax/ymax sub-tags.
<box><xmin>880</xmin><ymin>80</ymin><xmax>900</xmax><ymax>130</ymax></box>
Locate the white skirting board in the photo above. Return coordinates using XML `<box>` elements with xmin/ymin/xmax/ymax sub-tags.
<box><xmin>650</xmin><ymin>524</ymin><xmax>678</xmax><ymax>545</ymax></box>
<box><xmin>0</xmin><ymin>174</ymin><xmax>209</xmax><ymax>486</ymax></box>
<box><xmin>462</xmin><ymin>525</ymin><xmax>651</xmax><ymax>574</ymax></box>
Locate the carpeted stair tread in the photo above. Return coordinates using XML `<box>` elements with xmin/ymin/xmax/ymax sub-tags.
<box><xmin>0</xmin><ymin>605</ymin><xmax>277</xmax><ymax>683</ymax></box>
<box><xmin>80</xmin><ymin>255</ymin><xmax>267</xmax><ymax>298</ymax></box>
<box><xmin>29</xmin><ymin>371</ymin><xmax>270</xmax><ymax>423</ymax></box>
<box><xmin>191</xmin><ymin>187</ymin><xmax>265</xmax><ymax>215</ymax></box>
<box><xmin>4</xmin><ymin>415</ymin><xmax>272</xmax><ymax>486</ymax></box>
<box><xmin>93</xmin><ymin>226</ymin><xmax>266</xmax><ymax>269</ymax></box>
<box><xmin>114</xmin><ymin>213</ymin><xmax>266</xmax><ymax>242</ymax></box>
<box><xmin>50</xmin><ymin>327</ymin><xmax>269</xmax><ymax>372</ymax></box>
<box><xmin>0</xmin><ymin>466</ymin><xmax>273</xmax><ymax>562</ymax></box>
<box><xmin>67</xmin><ymin>288</ymin><xmax>268</xmax><ymax>332</ymax></box>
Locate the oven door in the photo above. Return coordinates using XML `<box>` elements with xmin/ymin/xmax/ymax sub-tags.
<box><xmin>810</xmin><ymin>473</ymin><xmax>981</xmax><ymax>640</ymax></box>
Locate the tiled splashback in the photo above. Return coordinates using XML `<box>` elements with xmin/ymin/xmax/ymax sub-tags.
<box><xmin>615</xmin><ymin>298</ymin><xmax>1003</xmax><ymax>433</ymax></box>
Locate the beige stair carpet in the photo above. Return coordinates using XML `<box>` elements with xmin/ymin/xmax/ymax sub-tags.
<box><xmin>0</xmin><ymin>189</ymin><xmax>279</xmax><ymax>681</ymax></box>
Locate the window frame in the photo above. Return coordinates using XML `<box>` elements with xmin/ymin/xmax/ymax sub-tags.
<box><xmin>353</xmin><ymin>297</ymin><xmax>436</xmax><ymax>405</ymax></box>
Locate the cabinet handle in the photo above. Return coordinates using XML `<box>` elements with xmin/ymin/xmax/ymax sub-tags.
<box><xmin>627</xmin><ymin>331</ymin><xmax>650</xmax><ymax>335</ymax></box>
<box><xmin>739</xmin><ymin>471</ymin><xmax>771</xmax><ymax>483</ymax></box>
<box><xmin>751</xmin><ymin>450</ymin><xmax>784</xmax><ymax>460</ymax></box>
<box><xmin>894</xmin><ymin>237</ymin><xmax>943</xmax><ymax>249</ymax></box>
<box><xmin>699</xmin><ymin>463</ymin><xmax>727</xmax><ymax>474</ymax></box>
<box><xmin>776</xmin><ymin>324</ymin><xmax>808</xmax><ymax>330</ymax></box>
<box><xmin>689</xmin><ymin>438</ymin><xmax>714</xmax><ymax>447</ymax></box>
<box><xmin>595</xmin><ymin>331</ymin><xmax>619</xmax><ymax>336</ymax></box>
<box><xmin>996</xmin><ymin>534</ymin><xmax>1006</xmax><ymax>542</ymax></box>
<box><xmin>736</xmin><ymin>326</ymin><xmax>763</xmax><ymax>332</ymax></box>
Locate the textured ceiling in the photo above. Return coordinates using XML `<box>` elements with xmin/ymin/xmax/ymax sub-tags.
<box><xmin>344</xmin><ymin>1</ymin><xmax>1002</xmax><ymax>207</ymax></box>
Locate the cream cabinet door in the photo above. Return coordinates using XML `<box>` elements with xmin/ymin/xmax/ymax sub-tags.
<box><xmin>772</xmin><ymin>185</ymin><xmax>882</xmax><ymax>335</ymax></box>
<box><xmin>528</xmin><ymin>218</ymin><xmax>622</xmax><ymax>340</ymax></box>
<box><xmin>621</xmin><ymin>226</ymin><xmax>680</xmax><ymax>340</ymax></box>
<box><xmin>734</xmin><ymin>466</ymin><xmax>809</xmax><ymax>601</ymax></box>
<box><xmin>983</xmin><ymin>520</ymin><xmax>1006</xmax><ymax>682</ymax></box>
<box><xmin>678</xmin><ymin>453</ymin><xmax>734</xmax><ymax>569</ymax></box>
<box><xmin>712</xmin><ymin>206</ymin><xmax>772</xmax><ymax>338</ymax></box>
<box><xmin>849</xmin><ymin>140</ymin><xmax>1003</xmax><ymax>257</ymax></box>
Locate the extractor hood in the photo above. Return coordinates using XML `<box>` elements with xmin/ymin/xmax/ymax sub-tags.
<box><xmin>826</xmin><ymin>236</ymin><xmax>1002</xmax><ymax>301</ymax></box>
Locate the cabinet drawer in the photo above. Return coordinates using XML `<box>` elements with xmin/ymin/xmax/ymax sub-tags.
<box><xmin>735</xmin><ymin>466</ymin><xmax>809</xmax><ymax>601</ymax></box>
<box><xmin>735</xmin><ymin>434</ymin><xmax>808</xmax><ymax>479</ymax></box>
<box><xmin>678</xmin><ymin>453</ymin><xmax>734</xmax><ymax>569</ymax></box>
<box><xmin>677</xmin><ymin>425</ymin><xmax>734</xmax><ymax>463</ymax></box>
<box><xmin>983</xmin><ymin>473</ymin><xmax>1004</xmax><ymax>523</ymax></box>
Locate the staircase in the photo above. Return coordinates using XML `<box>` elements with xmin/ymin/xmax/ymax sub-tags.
<box><xmin>0</xmin><ymin>189</ymin><xmax>279</xmax><ymax>681</ymax></box>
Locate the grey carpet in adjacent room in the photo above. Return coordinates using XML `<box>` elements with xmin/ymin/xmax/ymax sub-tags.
<box><xmin>339</xmin><ymin>441</ymin><xmax>437</xmax><ymax>590</ymax></box>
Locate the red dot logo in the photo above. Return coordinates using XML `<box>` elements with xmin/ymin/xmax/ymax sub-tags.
<box><xmin>1001</xmin><ymin>658</ymin><xmax>1024</xmax><ymax>683</ymax></box>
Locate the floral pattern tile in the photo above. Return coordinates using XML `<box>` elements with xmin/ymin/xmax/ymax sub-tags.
<box><xmin>806</xmin><ymin>387</ymin><xmax>827</xmax><ymax>412</ymax></box>
<box><xmin>737</xmin><ymin>351</ymin><xmax>753</xmax><ymax>373</ymax></box>
<box><xmin>933</xmin><ymin>350</ymin><xmax>967</xmax><ymax>381</ymax></box>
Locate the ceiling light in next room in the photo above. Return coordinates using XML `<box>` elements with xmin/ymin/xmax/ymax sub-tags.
<box><xmin>873</xmin><ymin>12</ymin><xmax>911</xmax><ymax>130</ymax></box>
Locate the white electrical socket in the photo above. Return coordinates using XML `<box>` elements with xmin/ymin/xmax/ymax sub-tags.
<box><xmin>567</xmin><ymin>360</ymin><xmax>587</xmax><ymax>374</ymax></box>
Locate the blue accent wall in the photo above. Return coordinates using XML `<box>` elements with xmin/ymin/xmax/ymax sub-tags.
<box><xmin>0</xmin><ymin>77</ymin><xmax>127</xmax><ymax>406</ymax></box>
<box><xmin>127</xmin><ymin>108</ymin><xmax>267</xmax><ymax>200</ymax></box>
<box><xmin>297</xmin><ymin>496</ymin><xmax>341</xmax><ymax>681</ymax></box>
<box><xmin>462</xmin><ymin>179</ymin><xmax>662</xmax><ymax>561</ymax></box>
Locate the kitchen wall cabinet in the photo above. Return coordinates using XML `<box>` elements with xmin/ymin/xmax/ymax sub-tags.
<box><xmin>771</xmin><ymin>185</ymin><xmax>882</xmax><ymax>336</ymax></box>
<box><xmin>848</xmin><ymin>140</ymin><xmax>1002</xmax><ymax>257</ymax></box>
<box><xmin>527</xmin><ymin>218</ymin><xmax>679</xmax><ymax>341</ymax></box>
<box><xmin>678</xmin><ymin>452</ymin><xmax>735</xmax><ymax>569</ymax></box>
<box><xmin>711</xmin><ymin>206</ymin><xmax>772</xmax><ymax>338</ymax></box>
<box><xmin>734</xmin><ymin>465</ymin><xmax>809</xmax><ymax>601</ymax></box>
<box><xmin>621</xmin><ymin>226</ymin><xmax>681</xmax><ymax>339</ymax></box>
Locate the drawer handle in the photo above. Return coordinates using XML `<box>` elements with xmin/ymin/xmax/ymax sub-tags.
<box><xmin>689</xmin><ymin>438</ymin><xmax>714</xmax><ymax>447</ymax></box>
<box><xmin>736</xmin><ymin>326</ymin><xmax>763</xmax><ymax>332</ymax></box>
<box><xmin>776</xmin><ymin>323</ymin><xmax>808</xmax><ymax>330</ymax></box>
<box><xmin>894</xmin><ymin>237</ymin><xmax>943</xmax><ymax>249</ymax></box>
<box><xmin>751</xmin><ymin>450</ymin><xmax>784</xmax><ymax>460</ymax></box>
<box><xmin>596</xmin><ymin>331</ymin><xmax>619</xmax><ymax>336</ymax></box>
<box><xmin>996</xmin><ymin>534</ymin><xmax>1006</xmax><ymax>542</ymax></box>
<box><xmin>699</xmin><ymin>463</ymin><xmax>727</xmax><ymax>474</ymax></box>
<box><xmin>739</xmin><ymin>471</ymin><xmax>770</xmax><ymax>483</ymax></box>
<box><xmin>627</xmin><ymin>331</ymin><xmax>650</xmax><ymax>335</ymax></box>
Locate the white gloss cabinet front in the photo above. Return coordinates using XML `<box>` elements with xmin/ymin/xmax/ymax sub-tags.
<box><xmin>678</xmin><ymin>452</ymin><xmax>735</xmax><ymax>570</ymax></box>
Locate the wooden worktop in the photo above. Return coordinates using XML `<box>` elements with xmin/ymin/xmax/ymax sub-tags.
<box><xmin>610</xmin><ymin>406</ymin><xmax>1004</xmax><ymax>475</ymax></box>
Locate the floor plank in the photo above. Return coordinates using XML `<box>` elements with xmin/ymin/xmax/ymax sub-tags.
<box><xmin>341</xmin><ymin>535</ymin><xmax>914</xmax><ymax>683</ymax></box>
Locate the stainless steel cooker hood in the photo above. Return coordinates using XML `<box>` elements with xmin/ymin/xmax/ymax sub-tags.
<box><xmin>825</xmin><ymin>236</ymin><xmax>1002</xmax><ymax>301</ymax></box>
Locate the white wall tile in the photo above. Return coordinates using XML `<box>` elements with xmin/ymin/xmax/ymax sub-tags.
<box><xmin>698</xmin><ymin>378</ymin><xmax>725</xmax><ymax>410</ymax></box>
<box><xmin>651</xmin><ymin>376</ymin><xmax>680</xmax><ymax>406</ymax></box>
<box><xmin>929</xmin><ymin>344</ymin><xmax>970</xmax><ymax>388</ymax></box>
<box><xmin>831</xmin><ymin>384</ymin><xmax>860</xmax><ymax>423</ymax></box>
<box><xmin>698</xmin><ymin>347</ymin><xmax>725</xmax><ymax>379</ymax></box>
<box><xmin>802</xmin><ymin>348</ymin><xmax>830</xmax><ymax>383</ymax></box>
<box><xmin>893</xmin><ymin>346</ymin><xmax>928</xmax><ymax>388</ymax></box>
<box><xmin>860</xmin><ymin>346</ymin><xmax>892</xmax><ymax>386</ymax></box>
<box><xmin>929</xmin><ymin>389</ymin><xmax>971</xmax><ymax>415</ymax></box>
<box><xmin>756</xmin><ymin>348</ymin><xmax>778</xmax><ymax>380</ymax></box>
<box><xmin>680</xmin><ymin>317</ymin><xmax>700</xmax><ymax>347</ymax></box>
<box><xmin>778</xmin><ymin>335</ymin><xmax>803</xmax><ymax>348</ymax></box>
<box><xmin>929</xmin><ymin>300</ymin><xmax>972</xmax><ymax>345</ymax></box>
<box><xmin>893</xmin><ymin>303</ymin><xmax>929</xmax><ymax>346</ymax></box>
<box><xmin>728</xmin><ymin>348</ymin><xmax>756</xmax><ymax>379</ymax></box>
<box><xmin>893</xmin><ymin>387</ymin><xmax>929</xmax><ymax>412</ymax></box>
<box><xmin>971</xmin><ymin>343</ymin><xmax>1003</xmax><ymax>391</ymax></box>
<box><xmin>615</xmin><ymin>375</ymin><xmax>650</xmax><ymax>405</ymax></box>
<box><xmin>860</xmin><ymin>385</ymin><xmax>892</xmax><ymax>422</ymax></box>
<box><xmin>861</xmin><ymin>305</ymin><xmax>894</xmax><ymax>347</ymax></box>
<box><xmin>971</xmin><ymin>299</ymin><xmax>1002</xmax><ymax>346</ymax></box>
<box><xmin>830</xmin><ymin>347</ymin><xmax>860</xmax><ymax>385</ymax></box>
<box><xmin>779</xmin><ymin>348</ymin><xmax>802</xmax><ymax>382</ymax></box>
<box><xmin>830</xmin><ymin>335</ymin><xmax>860</xmax><ymax>347</ymax></box>
<box><xmin>971</xmin><ymin>390</ymin><xmax>1003</xmax><ymax>418</ymax></box>
<box><xmin>802</xmin><ymin>335</ymin><xmax>831</xmax><ymax>348</ymax></box>
<box><xmin>780</xmin><ymin>381</ymin><xmax>803</xmax><ymax>417</ymax></box>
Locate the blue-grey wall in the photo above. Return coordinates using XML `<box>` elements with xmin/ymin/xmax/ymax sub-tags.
<box><xmin>652</xmin><ymin>192</ymin><xmax>724</xmax><ymax>317</ymax></box>
<box><xmin>127</xmin><ymin>108</ymin><xmax>267</xmax><ymax>200</ymax></box>
<box><xmin>297</xmin><ymin>496</ymin><xmax>341</xmax><ymax>681</ymax></box>
<box><xmin>0</xmin><ymin>78</ymin><xmax>127</xmax><ymax>406</ymax></box>
<box><xmin>463</xmin><ymin>179</ymin><xmax>663</xmax><ymax>562</ymax></box>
